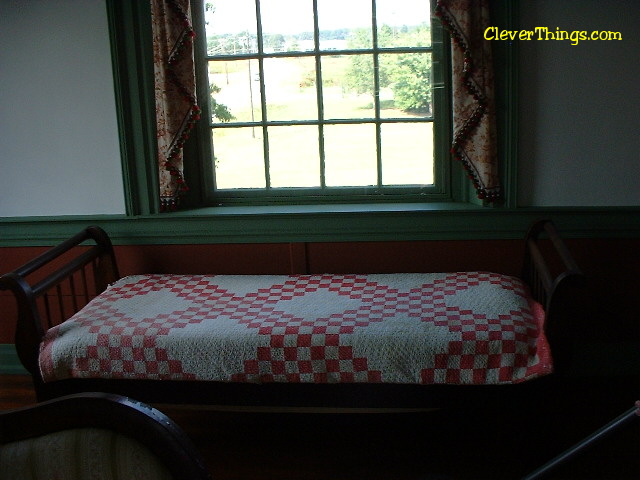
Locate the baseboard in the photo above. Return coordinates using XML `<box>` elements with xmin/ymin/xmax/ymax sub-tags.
<box><xmin>0</xmin><ymin>344</ymin><xmax>28</xmax><ymax>375</ymax></box>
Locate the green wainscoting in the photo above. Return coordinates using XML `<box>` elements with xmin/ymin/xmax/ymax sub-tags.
<box><xmin>0</xmin><ymin>344</ymin><xmax>28</xmax><ymax>375</ymax></box>
<box><xmin>1</xmin><ymin>206</ymin><xmax>639</xmax><ymax>246</ymax></box>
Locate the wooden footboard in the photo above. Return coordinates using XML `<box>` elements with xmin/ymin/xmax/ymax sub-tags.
<box><xmin>522</xmin><ymin>220</ymin><xmax>585</xmax><ymax>373</ymax></box>
<box><xmin>1</xmin><ymin>220</ymin><xmax>583</xmax><ymax>408</ymax></box>
<box><xmin>0</xmin><ymin>227</ymin><xmax>119</xmax><ymax>378</ymax></box>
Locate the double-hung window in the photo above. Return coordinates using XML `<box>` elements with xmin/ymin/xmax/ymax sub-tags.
<box><xmin>192</xmin><ymin>0</ymin><xmax>453</xmax><ymax>206</ymax></box>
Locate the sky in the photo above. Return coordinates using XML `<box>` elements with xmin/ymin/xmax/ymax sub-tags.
<box><xmin>205</xmin><ymin>0</ymin><xmax>431</xmax><ymax>35</ymax></box>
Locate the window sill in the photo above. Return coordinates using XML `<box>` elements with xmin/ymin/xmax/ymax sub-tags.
<box><xmin>2</xmin><ymin>205</ymin><xmax>639</xmax><ymax>246</ymax></box>
<box><xmin>172</xmin><ymin>201</ymin><xmax>484</xmax><ymax>217</ymax></box>
<box><xmin>132</xmin><ymin>201</ymin><xmax>500</xmax><ymax>243</ymax></box>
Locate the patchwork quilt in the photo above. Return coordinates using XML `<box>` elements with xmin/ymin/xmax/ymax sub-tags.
<box><xmin>39</xmin><ymin>273</ymin><xmax>552</xmax><ymax>385</ymax></box>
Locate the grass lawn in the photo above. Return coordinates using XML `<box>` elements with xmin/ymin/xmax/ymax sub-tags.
<box><xmin>209</xmin><ymin>57</ymin><xmax>434</xmax><ymax>190</ymax></box>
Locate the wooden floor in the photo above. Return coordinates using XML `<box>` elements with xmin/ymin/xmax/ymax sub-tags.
<box><xmin>1</xmin><ymin>374</ymin><xmax>639</xmax><ymax>479</ymax></box>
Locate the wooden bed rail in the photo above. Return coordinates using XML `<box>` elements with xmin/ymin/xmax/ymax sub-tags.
<box><xmin>523</xmin><ymin>220</ymin><xmax>584</xmax><ymax>310</ymax></box>
<box><xmin>522</xmin><ymin>220</ymin><xmax>585</xmax><ymax>372</ymax></box>
<box><xmin>2</xmin><ymin>220</ymin><xmax>584</xmax><ymax>403</ymax></box>
<box><xmin>0</xmin><ymin>226</ymin><xmax>119</xmax><ymax>377</ymax></box>
<box><xmin>3</xmin><ymin>227</ymin><xmax>116</xmax><ymax>279</ymax></box>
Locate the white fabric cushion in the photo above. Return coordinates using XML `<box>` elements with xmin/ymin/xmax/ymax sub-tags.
<box><xmin>0</xmin><ymin>428</ymin><xmax>173</xmax><ymax>480</ymax></box>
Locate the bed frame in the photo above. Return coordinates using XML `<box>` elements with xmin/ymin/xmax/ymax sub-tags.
<box><xmin>1</xmin><ymin>220</ymin><xmax>584</xmax><ymax>409</ymax></box>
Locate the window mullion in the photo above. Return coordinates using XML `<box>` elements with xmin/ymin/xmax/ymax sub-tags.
<box><xmin>371</xmin><ymin>0</ymin><xmax>383</xmax><ymax>188</ymax></box>
<box><xmin>312</xmin><ymin>0</ymin><xmax>326</xmax><ymax>189</ymax></box>
<box><xmin>254</xmin><ymin>0</ymin><xmax>271</xmax><ymax>190</ymax></box>
<box><xmin>195</xmin><ymin>0</ymin><xmax>452</xmax><ymax>206</ymax></box>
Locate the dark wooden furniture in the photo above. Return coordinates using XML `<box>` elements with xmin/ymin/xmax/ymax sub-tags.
<box><xmin>0</xmin><ymin>392</ymin><xmax>211</xmax><ymax>479</ymax></box>
<box><xmin>0</xmin><ymin>220</ymin><xmax>584</xmax><ymax>409</ymax></box>
<box><xmin>522</xmin><ymin>400</ymin><xmax>640</xmax><ymax>480</ymax></box>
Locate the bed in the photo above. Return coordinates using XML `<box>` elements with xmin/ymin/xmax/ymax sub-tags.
<box><xmin>1</xmin><ymin>220</ymin><xmax>584</xmax><ymax>409</ymax></box>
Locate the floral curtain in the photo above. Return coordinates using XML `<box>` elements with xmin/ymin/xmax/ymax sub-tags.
<box><xmin>435</xmin><ymin>0</ymin><xmax>500</xmax><ymax>201</ymax></box>
<box><xmin>151</xmin><ymin>0</ymin><xmax>201</xmax><ymax>211</ymax></box>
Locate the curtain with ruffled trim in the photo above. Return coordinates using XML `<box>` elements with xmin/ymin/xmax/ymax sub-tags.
<box><xmin>435</xmin><ymin>0</ymin><xmax>499</xmax><ymax>202</ymax></box>
<box><xmin>151</xmin><ymin>0</ymin><xmax>201</xmax><ymax>211</ymax></box>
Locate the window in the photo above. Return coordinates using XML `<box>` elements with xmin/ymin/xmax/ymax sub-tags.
<box><xmin>192</xmin><ymin>0</ymin><xmax>452</xmax><ymax>206</ymax></box>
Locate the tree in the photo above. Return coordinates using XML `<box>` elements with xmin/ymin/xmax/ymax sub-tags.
<box><xmin>265</xmin><ymin>34</ymin><xmax>285</xmax><ymax>52</ymax></box>
<box><xmin>344</xmin><ymin>53</ymin><xmax>374</xmax><ymax>96</ymax></box>
<box><xmin>209</xmin><ymin>84</ymin><xmax>234</xmax><ymax>122</ymax></box>
<box><xmin>386</xmin><ymin>23</ymin><xmax>432</xmax><ymax>113</ymax></box>
<box><xmin>204</xmin><ymin>3</ymin><xmax>234</xmax><ymax>122</ymax></box>
<box><xmin>344</xmin><ymin>28</ymin><xmax>386</xmax><ymax>97</ymax></box>
<box><xmin>344</xmin><ymin>24</ymin><xmax>432</xmax><ymax>113</ymax></box>
<box><xmin>390</xmin><ymin>53</ymin><xmax>432</xmax><ymax>113</ymax></box>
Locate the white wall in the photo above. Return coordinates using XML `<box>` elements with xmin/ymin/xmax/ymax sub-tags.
<box><xmin>0</xmin><ymin>1</ymin><xmax>638</xmax><ymax>217</ymax></box>
<box><xmin>518</xmin><ymin>0</ymin><xmax>640</xmax><ymax>206</ymax></box>
<box><xmin>0</xmin><ymin>0</ymin><xmax>125</xmax><ymax>217</ymax></box>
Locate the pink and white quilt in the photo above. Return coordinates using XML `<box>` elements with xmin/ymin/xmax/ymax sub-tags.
<box><xmin>39</xmin><ymin>273</ymin><xmax>552</xmax><ymax>385</ymax></box>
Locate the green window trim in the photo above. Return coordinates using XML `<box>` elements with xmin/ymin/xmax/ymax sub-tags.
<box><xmin>106</xmin><ymin>0</ymin><xmax>520</xmax><ymax>221</ymax></box>
<box><xmin>107</xmin><ymin>0</ymin><xmax>159</xmax><ymax>216</ymax></box>
<box><xmin>491</xmin><ymin>0</ymin><xmax>520</xmax><ymax>209</ymax></box>
<box><xmin>1</xmin><ymin>206</ymin><xmax>640</xmax><ymax>247</ymax></box>
<box><xmin>2</xmin><ymin>4</ymin><xmax>639</xmax><ymax>247</ymax></box>
<box><xmin>193</xmin><ymin>0</ymin><xmax>455</xmax><ymax>206</ymax></box>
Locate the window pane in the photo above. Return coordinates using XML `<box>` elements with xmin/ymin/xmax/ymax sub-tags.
<box><xmin>317</xmin><ymin>0</ymin><xmax>372</xmax><ymax>51</ymax></box>
<box><xmin>380</xmin><ymin>122</ymin><xmax>434</xmax><ymax>185</ymax></box>
<box><xmin>376</xmin><ymin>0</ymin><xmax>432</xmax><ymax>48</ymax></box>
<box><xmin>204</xmin><ymin>0</ymin><xmax>258</xmax><ymax>55</ymax></box>
<box><xmin>213</xmin><ymin>127</ymin><xmax>266</xmax><ymax>189</ymax></box>
<box><xmin>261</xmin><ymin>0</ymin><xmax>314</xmax><ymax>53</ymax></box>
<box><xmin>330</xmin><ymin>53</ymin><xmax>376</xmax><ymax>120</ymax></box>
<box><xmin>379</xmin><ymin>53</ymin><xmax>432</xmax><ymax>119</ymax></box>
<box><xmin>198</xmin><ymin>0</ymin><xmax>443</xmax><ymax>202</ymax></box>
<box><xmin>209</xmin><ymin>59</ymin><xmax>261</xmax><ymax>123</ymax></box>
<box><xmin>321</xmin><ymin>56</ymin><xmax>374</xmax><ymax>120</ymax></box>
<box><xmin>268</xmin><ymin>125</ymin><xmax>320</xmax><ymax>187</ymax></box>
<box><xmin>264</xmin><ymin>57</ymin><xmax>318</xmax><ymax>122</ymax></box>
<box><xmin>324</xmin><ymin>124</ymin><xmax>377</xmax><ymax>187</ymax></box>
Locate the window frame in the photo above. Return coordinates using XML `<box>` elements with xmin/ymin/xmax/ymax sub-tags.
<box><xmin>107</xmin><ymin>0</ymin><xmax>518</xmax><ymax>217</ymax></box>
<box><xmin>107</xmin><ymin>0</ymin><xmax>159</xmax><ymax>216</ymax></box>
<box><xmin>191</xmin><ymin>0</ymin><xmax>458</xmax><ymax>207</ymax></box>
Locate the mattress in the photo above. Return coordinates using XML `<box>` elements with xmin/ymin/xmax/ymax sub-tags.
<box><xmin>39</xmin><ymin>272</ymin><xmax>552</xmax><ymax>385</ymax></box>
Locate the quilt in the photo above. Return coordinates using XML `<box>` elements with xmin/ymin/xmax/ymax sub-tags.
<box><xmin>39</xmin><ymin>273</ymin><xmax>552</xmax><ymax>385</ymax></box>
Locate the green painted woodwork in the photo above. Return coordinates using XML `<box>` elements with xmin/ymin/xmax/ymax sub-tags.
<box><xmin>1</xmin><ymin>206</ymin><xmax>638</xmax><ymax>246</ymax></box>
<box><xmin>0</xmin><ymin>344</ymin><xmax>28</xmax><ymax>375</ymax></box>
<box><xmin>103</xmin><ymin>0</ymin><xmax>519</xmax><ymax>215</ymax></box>
<box><xmin>195</xmin><ymin>0</ymin><xmax>453</xmax><ymax>205</ymax></box>
<box><xmin>107</xmin><ymin>0</ymin><xmax>472</xmax><ymax>211</ymax></box>
<box><xmin>491</xmin><ymin>0</ymin><xmax>520</xmax><ymax>208</ymax></box>
<box><xmin>106</xmin><ymin>0</ymin><xmax>159</xmax><ymax>216</ymax></box>
<box><xmin>4</xmin><ymin>2</ymin><xmax>637</xmax><ymax>248</ymax></box>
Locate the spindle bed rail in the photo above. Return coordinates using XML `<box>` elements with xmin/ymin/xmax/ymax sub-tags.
<box><xmin>1</xmin><ymin>220</ymin><xmax>584</xmax><ymax>409</ymax></box>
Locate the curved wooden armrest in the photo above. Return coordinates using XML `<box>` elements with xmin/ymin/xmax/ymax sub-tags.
<box><xmin>0</xmin><ymin>226</ymin><xmax>120</xmax><ymax>378</ymax></box>
<box><xmin>523</xmin><ymin>219</ymin><xmax>586</xmax><ymax>373</ymax></box>
<box><xmin>0</xmin><ymin>392</ymin><xmax>211</xmax><ymax>480</ymax></box>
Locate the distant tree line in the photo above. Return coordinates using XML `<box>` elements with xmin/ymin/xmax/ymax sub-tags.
<box><xmin>205</xmin><ymin>23</ymin><xmax>432</xmax><ymax>120</ymax></box>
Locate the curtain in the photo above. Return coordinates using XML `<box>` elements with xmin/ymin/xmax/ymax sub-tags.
<box><xmin>151</xmin><ymin>0</ymin><xmax>201</xmax><ymax>211</ymax></box>
<box><xmin>435</xmin><ymin>0</ymin><xmax>500</xmax><ymax>202</ymax></box>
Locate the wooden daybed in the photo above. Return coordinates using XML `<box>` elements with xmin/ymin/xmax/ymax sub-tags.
<box><xmin>1</xmin><ymin>220</ymin><xmax>583</xmax><ymax>409</ymax></box>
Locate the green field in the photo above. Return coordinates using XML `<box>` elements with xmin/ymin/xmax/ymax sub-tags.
<box><xmin>208</xmin><ymin>57</ymin><xmax>434</xmax><ymax>189</ymax></box>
